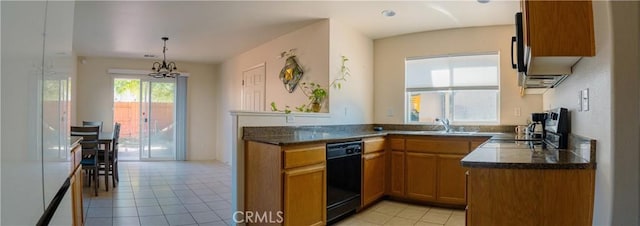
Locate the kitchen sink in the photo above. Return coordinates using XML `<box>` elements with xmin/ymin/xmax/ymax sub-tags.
<box><xmin>439</xmin><ymin>131</ymin><xmax>477</xmax><ymax>135</ymax></box>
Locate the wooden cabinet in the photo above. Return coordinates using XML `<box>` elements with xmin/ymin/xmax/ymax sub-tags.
<box><xmin>245</xmin><ymin>141</ymin><xmax>326</xmax><ymax>226</ymax></box>
<box><xmin>389</xmin><ymin>149</ymin><xmax>405</xmax><ymax>197</ymax></box>
<box><xmin>388</xmin><ymin>136</ymin><xmax>489</xmax><ymax>206</ymax></box>
<box><xmin>521</xmin><ymin>0</ymin><xmax>595</xmax><ymax>75</ymax></box>
<box><xmin>405</xmin><ymin>152</ymin><xmax>437</xmax><ymax>201</ymax></box>
<box><xmin>362</xmin><ymin>152</ymin><xmax>385</xmax><ymax>207</ymax></box>
<box><xmin>284</xmin><ymin>165</ymin><xmax>326</xmax><ymax>226</ymax></box>
<box><xmin>71</xmin><ymin>169</ymin><xmax>83</xmax><ymax>226</ymax></box>
<box><xmin>70</xmin><ymin>142</ymin><xmax>83</xmax><ymax>226</ymax></box>
<box><xmin>466</xmin><ymin>168</ymin><xmax>595</xmax><ymax>225</ymax></box>
<box><xmin>362</xmin><ymin>137</ymin><xmax>386</xmax><ymax>207</ymax></box>
<box><xmin>436</xmin><ymin>154</ymin><xmax>466</xmax><ymax>205</ymax></box>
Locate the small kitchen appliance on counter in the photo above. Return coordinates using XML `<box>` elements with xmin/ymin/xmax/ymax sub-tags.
<box><xmin>527</xmin><ymin>113</ymin><xmax>547</xmax><ymax>139</ymax></box>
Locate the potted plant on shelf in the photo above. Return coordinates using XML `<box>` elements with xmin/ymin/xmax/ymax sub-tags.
<box><xmin>300</xmin><ymin>82</ymin><xmax>327</xmax><ymax>112</ymax></box>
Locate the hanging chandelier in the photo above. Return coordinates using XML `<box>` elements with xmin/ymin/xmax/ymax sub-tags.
<box><xmin>149</xmin><ymin>37</ymin><xmax>180</xmax><ymax>78</ymax></box>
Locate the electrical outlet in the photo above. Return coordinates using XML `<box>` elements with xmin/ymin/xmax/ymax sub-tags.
<box><xmin>387</xmin><ymin>109</ymin><xmax>394</xmax><ymax>117</ymax></box>
<box><xmin>286</xmin><ymin>115</ymin><xmax>295</xmax><ymax>123</ymax></box>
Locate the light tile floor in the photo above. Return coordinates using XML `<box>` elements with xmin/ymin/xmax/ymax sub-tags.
<box><xmin>337</xmin><ymin>200</ymin><xmax>465</xmax><ymax>226</ymax></box>
<box><xmin>83</xmin><ymin>161</ymin><xmax>462</xmax><ymax>226</ymax></box>
<box><xmin>83</xmin><ymin>161</ymin><xmax>232</xmax><ymax>226</ymax></box>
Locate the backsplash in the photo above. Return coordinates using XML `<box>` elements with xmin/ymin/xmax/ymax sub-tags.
<box><xmin>374</xmin><ymin>124</ymin><xmax>517</xmax><ymax>133</ymax></box>
<box><xmin>568</xmin><ymin>134</ymin><xmax>597</xmax><ymax>163</ymax></box>
<box><xmin>243</xmin><ymin>124</ymin><xmax>517</xmax><ymax>138</ymax></box>
<box><xmin>243</xmin><ymin>124</ymin><xmax>374</xmax><ymax>138</ymax></box>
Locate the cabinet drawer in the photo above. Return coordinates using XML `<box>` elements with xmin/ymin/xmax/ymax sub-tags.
<box><xmin>283</xmin><ymin>144</ymin><xmax>326</xmax><ymax>169</ymax></box>
<box><xmin>389</xmin><ymin>138</ymin><xmax>405</xmax><ymax>150</ymax></box>
<box><xmin>406</xmin><ymin>139</ymin><xmax>469</xmax><ymax>154</ymax></box>
<box><xmin>364</xmin><ymin>137</ymin><xmax>386</xmax><ymax>154</ymax></box>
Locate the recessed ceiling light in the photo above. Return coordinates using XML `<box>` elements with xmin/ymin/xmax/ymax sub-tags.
<box><xmin>381</xmin><ymin>10</ymin><xmax>396</xmax><ymax>17</ymax></box>
<box><xmin>477</xmin><ymin>0</ymin><xmax>490</xmax><ymax>3</ymax></box>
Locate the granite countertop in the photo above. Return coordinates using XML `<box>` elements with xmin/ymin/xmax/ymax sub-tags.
<box><xmin>70</xmin><ymin>136</ymin><xmax>82</xmax><ymax>149</ymax></box>
<box><xmin>244</xmin><ymin>131</ymin><xmax>387</xmax><ymax>145</ymax></box>
<box><xmin>461</xmin><ymin>139</ymin><xmax>595</xmax><ymax>169</ymax></box>
<box><xmin>244</xmin><ymin>126</ymin><xmax>595</xmax><ymax>170</ymax></box>
<box><xmin>243</xmin><ymin>130</ymin><xmax>518</xmax><ymax>145</ymax></box>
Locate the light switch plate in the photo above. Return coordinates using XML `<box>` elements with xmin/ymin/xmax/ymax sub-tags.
<box><xmin>580</xmin><ymin>89</ymin><xmax>589</xmax><ymax>111</ymax></box>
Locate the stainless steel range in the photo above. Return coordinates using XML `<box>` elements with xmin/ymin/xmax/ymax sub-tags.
<box><xmin>543</xmin><ymin>107</ymin><xmax>570</xmax><ymax>149</ymax></box>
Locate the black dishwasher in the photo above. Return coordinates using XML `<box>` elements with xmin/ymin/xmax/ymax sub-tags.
<box><xmin>326</xmin><ymin>140</ymin><xmax>362</xmax><ymax>224</ymax></box>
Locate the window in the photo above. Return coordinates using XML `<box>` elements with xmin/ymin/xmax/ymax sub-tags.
<box><xmin>406</xmin><ymin>53</ymin><xmax>499</xmax><ymax>124</ymax></box>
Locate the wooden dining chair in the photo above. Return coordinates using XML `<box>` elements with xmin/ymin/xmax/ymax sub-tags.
<box><xmin>99</xmin><ymin>122</ymin><xmax>120</xmax><ymax>188</ymax></box>
<box><xmin>82</xmin><ymin>121</ymin><xmax>103</xmax><ymax>132</ymax></box>
<box><xmin>70</xmin><ymin>126</ymin><xmax>100</xmax><ymax>196</ymax></box>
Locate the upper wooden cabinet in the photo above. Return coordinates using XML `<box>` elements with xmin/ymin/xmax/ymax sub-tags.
<box><xmin>521</xmin><ymin>0</ymin><xmax>595</xmax><ymax>75</ymax></box>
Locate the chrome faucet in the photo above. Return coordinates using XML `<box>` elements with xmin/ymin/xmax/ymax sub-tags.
<box><xmin>435</xmin><ymin>118</ymin><xmax>451</xmax><ymax>133</ymax></box>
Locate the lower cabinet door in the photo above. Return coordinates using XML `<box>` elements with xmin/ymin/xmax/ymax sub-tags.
<box><xmin>362</xmin><ymin>152</ymin><xmax>385</xmax><ymax>206</ymax></box>
<box><xmin>71</xmin><ymin>169</ymin><xmax>83</xmax><ymax>226</ymax></box>
<box><xmin>284</xmin><ymin>164</ymin><xmax>326</xmax><ymax>226</ymax></box>
<box><xmin>389</xmin><ymin>151</ymin><xmax>405</xmax><ymax>197</ymax></box>
<box><xmin>436</xmin><ymin>154</ymin><xmax>466</xmax><ymax>205</ymax></box>
<box><xmin>406</xmin><ymin>152</ymin><xmax>437</xmax><ymax>201</ymax></box>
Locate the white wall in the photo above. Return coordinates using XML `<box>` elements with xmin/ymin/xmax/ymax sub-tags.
<box><xmin>542</xmin><ymin>1</ymin><xmax>640</xmax><ymax>224</ymax></box>
<box><xmin>76</xmin><ymin>56</ymin><xmax>218</xmax><ymax>160</ymax></box>
<box><xmin>374</xmin><ymin>25</ymin><xmax>542</xmax><ymax>125</ymax></box>
<box><xmin>2</xmin><ymin>1</ymin><xmax>75</xmax><ymax>224</ymax></box>
<box><xmin>216</xmin><ymin>19</ymin><xmax>374</xmax><ymax>163</ymax></box>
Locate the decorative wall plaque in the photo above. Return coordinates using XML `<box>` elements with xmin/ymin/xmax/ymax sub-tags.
<box><xmin>279</xmin><ymin>55</ymin><xmax>304</xmax><ymax>93</ymax></box>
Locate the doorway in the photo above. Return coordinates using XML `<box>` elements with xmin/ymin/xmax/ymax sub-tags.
<box><xmin>113</xmin><ymin>77</ymin><xmax>176</xmax><ymax>160</ymax></box>
<box><xmin>242</xmin><ymin>63</ymin><xmax>266</xmax><ymax>111</ymax></box>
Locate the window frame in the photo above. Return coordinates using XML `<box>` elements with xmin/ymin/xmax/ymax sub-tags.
<box><xmin>404</xmin><ymin>52</ymin><xmax>501</xmax><ymax>125</ymax></box>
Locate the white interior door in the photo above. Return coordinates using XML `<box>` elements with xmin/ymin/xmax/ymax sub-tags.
<box><xmin>242</xmin><ymin>64</ymin><xmax>266</xmax><ymax>111</ymax></box>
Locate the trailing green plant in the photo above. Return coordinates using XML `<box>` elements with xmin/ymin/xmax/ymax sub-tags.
<box><xmin>271</xmin><ymin>55</ymin><xmax>351</xmax><ymax>113</ymax></box>
<box><xmin>270</xmin><ymin>102</ymin><xmax>292</xmax><ymax>114</ymax></box>
<box><xmin>330</xmin><ymin>56</ymin><xmax>350</xmax><ymax>89</ymax></box>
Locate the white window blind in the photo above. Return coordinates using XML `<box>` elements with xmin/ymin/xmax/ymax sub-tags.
<box><xmin>406</xmin><ymin>53</ymin><xmax>500</xmax><ymax>124</ymax></box>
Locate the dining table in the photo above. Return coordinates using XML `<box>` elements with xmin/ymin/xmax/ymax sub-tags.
<box><xmin>98</xmin><ymin>131</ymin><xmax>114</xmax><ymax>191</ymax></box>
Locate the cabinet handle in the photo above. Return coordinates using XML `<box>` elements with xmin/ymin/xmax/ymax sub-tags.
<box><xmin>511</xmin><ymin>36</ymin><xmax>517</xmax><ymax>69</ymax></box>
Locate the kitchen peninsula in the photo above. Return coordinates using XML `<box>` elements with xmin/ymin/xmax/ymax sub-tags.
<box><xmin>242</xmin><ymin>125</ymin><xmax>596</xmax><ymax>225</ymax></box>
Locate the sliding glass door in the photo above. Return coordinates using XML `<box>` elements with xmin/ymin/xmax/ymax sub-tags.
<box><xmin>141</xmin><ymin>79</ymin><xmax>175</xmax><ymax>160</ymax></box>
<box><xmin>114</xmin><ymin>77</ymin><xmax>176</xmax><ymax>160</ymax></box>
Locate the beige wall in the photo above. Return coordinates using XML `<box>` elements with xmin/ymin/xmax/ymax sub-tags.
<box><xmin>328</xmin><ymin>19</ymin><xmax>375</xmax><ymax>124</ymax></box>
<box><xmin>374</xmin><ymin>25</ymin><xmax>542</xmax><ymax>125</ymax></box>
<box><xmin>217</xmin><ymin>19</ymin><xmax>374</xmax><ymax>163</ymax></box>
<box><xmin>543</xmin><ymin>1</ymin><xmax>640</xmax><ymax>224</ymax></box>
<box><xmin>76</xmin><ymin>56</ymin><xmax>217</xmax><ymax>160</ymax></box>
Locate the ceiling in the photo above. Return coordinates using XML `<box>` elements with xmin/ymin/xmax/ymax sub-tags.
<box><xmin>73</xmin><ymin>1</ymin><xmax>519</xmax><ymax>64</ymax></box>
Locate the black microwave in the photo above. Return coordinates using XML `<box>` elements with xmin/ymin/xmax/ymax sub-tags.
<box><xmin>511</xmin><ymin>12</ymin><xmax>526</xmax><ymax>73</ymax></box>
